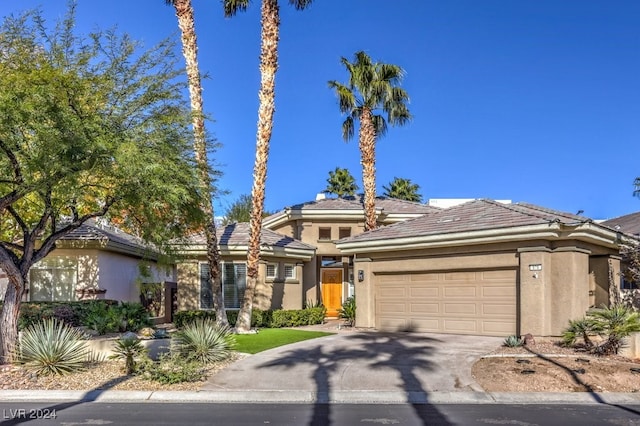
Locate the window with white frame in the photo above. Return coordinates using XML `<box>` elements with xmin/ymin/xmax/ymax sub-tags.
<box><xmin>29</xmin><ymin>257</ymin><xmax>77</xmax><ymax>301</ymax></box>
<box><xmin>283</xmin><ymin>264</ymin><xmax>295</xmax><ymax>280</ymax></box>
<box><xmin>266</xmin><ymin>263</ymin><xmax>278</xmax><ymax>279</ymax></box>
<box><xmin>200</xmin><ymin>262</ymin><xmax>247</xmax><ymax>309</ymax></box>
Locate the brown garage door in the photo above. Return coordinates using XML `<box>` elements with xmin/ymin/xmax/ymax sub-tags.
<box><xmin>375</xmin><ymin>269</ymin><xmax>516</xmax><ymax>336</ymax></box>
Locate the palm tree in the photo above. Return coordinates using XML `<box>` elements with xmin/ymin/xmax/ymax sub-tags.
<box><xmin>324</xmin><ymin>167</ymin><xmax>359</xmax><ymax>198</ymax></box>
<box><xmin>166</xmin><ymin>0</ymin><xmax>228</xmax><ymax>326</ymax></box>
<box><xmin>224</xmin><ymin>0</ymin><xmax>314</xmax><ymax>333</ymax></box>
<box><xmin>329</xmin><ymin>51</ymin><xmax>412</xmax><ymax>231</ymax></box>
<box><xmin>382</xmin><ymin>177</ymin><xmax>422</xmax><ymax>202</ymax></box>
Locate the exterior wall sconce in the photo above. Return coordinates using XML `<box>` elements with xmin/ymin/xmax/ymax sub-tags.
<box><xmin>358</xmin><ymin>270</ymin><xmax>364</xmax><ymax>282</ymax></box>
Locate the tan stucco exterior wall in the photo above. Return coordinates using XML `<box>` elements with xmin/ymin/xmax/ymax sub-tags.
<box><xmin>176</xmin><ymin>256</ymin><xmax>305</xmax><ymax>312</ymax></box>
<box><xmin>354</xmin><ymin>240</ymin><xmax>621</xmax><ymax>336</ymax></box>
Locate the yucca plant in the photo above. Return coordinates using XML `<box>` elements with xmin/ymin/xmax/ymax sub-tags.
<box><xmin>172</xmin><ymin>319</ymin><xmax>235</xmax><ymax>364</ymax></box>
<box><xmin>109</xmin><ymin>336</ymin><xmax>147</xmax><ymax>374</ymax></box>
<box><xmin>17</xmin><ymin>318</ymin><xmax>88</xmax><ymax>376</ymax></box>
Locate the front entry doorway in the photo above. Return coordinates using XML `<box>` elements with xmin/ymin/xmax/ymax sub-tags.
<box><xmin>321</xmin><ymin>269</ymin><xmax>343</xmax><ymax>317</ymax></box>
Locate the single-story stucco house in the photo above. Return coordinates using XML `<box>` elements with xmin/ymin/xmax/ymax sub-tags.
<box><xmin>0</xmin><ymin>220</ymin><xmax>174</xmax><ymax>304</ymax></box>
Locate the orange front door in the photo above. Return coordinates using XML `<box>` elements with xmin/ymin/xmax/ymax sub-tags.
<box><xmin>321</xmin><ymin>269</ymin><xmax>343</xmax><ymax>317</ymax></box>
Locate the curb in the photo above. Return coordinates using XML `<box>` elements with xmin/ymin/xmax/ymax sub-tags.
<box><xmin>1</xmin><ymin>390</ymin><xmax>639</xmax><ymax>405</ymax></box>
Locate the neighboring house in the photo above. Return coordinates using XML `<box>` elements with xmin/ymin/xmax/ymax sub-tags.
<box><xmin>0</xmin><ymin>220</ymin><xmax>173</xmax><ymax>303</ymax></box>
<box><xmin>175</xmin><ymin>222</ymin><xmax>315</xmax><ymax>312</ymax></box>
<box><xmin>336</xmin><ymin>199</ymin><xmax>627</xmax><ymax>337</ymax></box>
<box><xmin>601</xmin><ymin>211</ymin><xmax>640</xmax><ymax>290</ymax></box>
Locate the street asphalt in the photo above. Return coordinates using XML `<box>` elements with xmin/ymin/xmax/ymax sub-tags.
<box><xmin>2</xmin><ymin>325</ymin><xmax>640</xmax><ymax>406</ymax></box>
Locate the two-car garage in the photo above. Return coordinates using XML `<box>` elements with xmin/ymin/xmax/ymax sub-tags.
<box><xmin>375</xmin><ymin>269</ymin><xmax>517</xmax><ymax>337</ymax></box>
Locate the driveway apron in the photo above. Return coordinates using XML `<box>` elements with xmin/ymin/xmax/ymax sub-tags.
<box><xmin>202</xmin><ymin>331</ymin><xmax>501</xmax><ymax>393</ymax></box>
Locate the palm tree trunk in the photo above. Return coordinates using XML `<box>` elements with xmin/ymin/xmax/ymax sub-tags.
<box><xmin>172</xmin><ymin>0</ymin><xmax>227</xmax><ymax>326</ymax></box>
<box><xmin>359</xmin><ymin>107</ymin><xmax>377</xmax><ymax>231</ymax></box>
<box><xmin>236</xmin><ymin>0</ymin><xmax>280</xmax><ymax>333</ymax></box>
<box><xmin>0</xmin><ymin>273</ymin><xmax>26</xmax><ymax>364</ymax></box>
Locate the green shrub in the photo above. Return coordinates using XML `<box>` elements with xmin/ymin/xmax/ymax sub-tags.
<box><xmin>138</xmin><ymin>353</ymin><xmax>206</xmax><ymax>384</ymax></box>
<box><xmin>174</xmin><ymin>307</ymin><xmax>326</xmax><ymax>329</ymax></box>
<box><xmin>174</xmin><ymin>310</ymin><xmax>217</xmax><ymax>328</ymax></box>
<box><xmin>503</xmin><ymin>335</ymin><xmax>523</xmax><ymax>348</ymax></box>
<box><xmin>17</xmin><ymin>318</ymin><xmax>88</xmax><ymax>376</ymax></box>
<box><xmin>562</xmin><ymin>305</ymin><xmax>640</xmax><ymax>355</ymax></box>
<box><xmin>115</xmin><ymin>302</ymin><xmax>152</xmax><ymax>332</ymax></box>
<box><xmin>83</xmin><ymin>302</ymin><xmax>120</xmax><ymax>335</ymax></box>
<box><xmin>590</xmin><ymin>305</ymin><xmax>640</xmax><ymax>355</ymax></box>
<box><xmin>15</xmin><ymin>300</ymin><xmax>119</xmax><ymax>331</ymax></box>
<box><xmin>109</xmin><ymin>336</ymin><xmax>147</xmax><ymax>374</ymax></box>
<box><xmin>338</xmin><ymin>297</ymin><xmax>356</xmax><ymax>326</ymax></box>
<box><xmin>172</xmin><ymin>319</ymin><xmax>235</xmax><ymax>363</ymax></box>
<box><xmin>561</xmin><ymin>318</ymin><xmax>598</xmax><ymax>348</ymax></box>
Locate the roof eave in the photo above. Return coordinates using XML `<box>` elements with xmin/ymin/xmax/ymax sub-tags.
<box><xmin>336</xmin><ymin>223</ymin><xmax>624</xmax><ymax>254</ymax></box>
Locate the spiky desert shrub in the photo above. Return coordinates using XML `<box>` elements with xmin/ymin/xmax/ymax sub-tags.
<box><xmin>562</xmin><ymin>305</ymin><xmax>640</xmax><ymax>355</ymax></box>
<box><xmin>338</xmin><ymin>297</ymin><xmax>356</xmax><ymax>326</ymax></box>
<box><xmin>109</xmin><ymin>336</ymin><xmax>148</xmax><ymax>374</ymax></box>
<box><xmin>503</xmin><ymin>335</ymin><xmax>523</xmax><ymax>347</ymax></box>
<box><xmin>590</xmin><ymin>305</ymin><xmax>640</xmax><ymax>355</ymax></box>
<box><xmin>17</xmin><ymin>318</ymin><xmax>88</xmax><ymax>376</ymax></box>
<box><xmin>561</xmin><ymin>318</ymin><xmax>599</xmax><ymax>348</ymax></box>
<box><xmin>172</xmin><ymin>319</ymin><xmax>235</xmax><ymax>363</ymax></box>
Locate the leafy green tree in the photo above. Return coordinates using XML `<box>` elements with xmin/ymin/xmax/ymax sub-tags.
<box><xmin>382</xmin><ymin>177</ymin><xmax>423</xmax><ymax>202</ymax></box>
<box><xmin>224</xmin><ymin>0</ymin><xmax>315</xmax><ymax>333</ymax></box>
<box><xmin>166</xmin><ymin>0</ymin><xmax>228</xmax><ymax>327</ymax></box>
<box><xmin>324</xmin><ymin>167</ymin><xmax>359</xmax><ymax>198</ymax></box>
<box><xmin>0</xmin><ymin>6</ymin><xmax>204</xmax><ymax>362</ymax></box>
<box><xmin>222</xmin><ymin>194</ymin><xmax>274</xmax><ymax>225</ymax></box>
<box><xmin>329</xmin><ymin>51</ymin><xmax>412</xmax><ymax>231</ymax></box>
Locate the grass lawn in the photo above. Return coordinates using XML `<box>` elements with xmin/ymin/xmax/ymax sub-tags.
<box><xmin>233</xmin><ymin>329</ymin><xmax>334</xmax><ymax>354</ymax></box>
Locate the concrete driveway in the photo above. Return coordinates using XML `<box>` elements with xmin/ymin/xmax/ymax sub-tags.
<box><xmin>202</xmin><ymin>331</ymin><xmax>502</xmax><ymax>394</ymax></box>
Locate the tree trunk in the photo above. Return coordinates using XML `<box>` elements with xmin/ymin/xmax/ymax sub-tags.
<box><xmin>236</xmin><ymin>0</ymin><xmax>280</xmax><ymax>333</ymax></box>
<box><xmin>172</xmin><ymin>0</ymin><xmax>228</xmax><ymax>326</ymax></box>
<box><xmin>0</xmin><ymin>273</ymin><xmax>26</xmax><ymax>364</ymax></box>
<box><xmin>359</xmin><ymin>107</ymin><xmax>377</xmax><ymax>231</ymax></box>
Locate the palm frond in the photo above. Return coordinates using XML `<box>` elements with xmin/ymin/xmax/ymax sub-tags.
<box><xmin>224</xmin><ymin>0</ymin><xmax>251</xmax><ymax>17</ymax></box>
<box><xmin>288</xmin><ymin>0</ymin><xmax>314</xmax><ymax>10</ymax></box>
<box><xmin>342</xmin><ymin>116</ymin><xmax>355</xmax><ymax>141</ymax></box>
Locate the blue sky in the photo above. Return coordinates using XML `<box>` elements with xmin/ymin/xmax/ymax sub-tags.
<box><xmin>3</xmin><ymin>1</ymin><xmax>639</xmax><ymax>220</ymax></box>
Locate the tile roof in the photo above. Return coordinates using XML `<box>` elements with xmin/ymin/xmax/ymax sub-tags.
<box><xmin>263</xmin><ymin>195</ymin><xmax>439</xmax><ymax>220</ymax></box>
<box><xmin>339</xmin><ymin>199</ymin><xmax>591</xmax><ymax>243</ymax></box>
<box><xmin>186</xmin><ymin>223</ymin><xmax>315</xmax><ymax>251</ymax></box>
<box><xmin>601</xmin><ymin>211</ymin><xmax>640</xmax><ymax>236</ymax></box>
<box><xmin>59</xmin><ymin>220</ymin><xmax>148</xmax><ymax>251</ymax></box>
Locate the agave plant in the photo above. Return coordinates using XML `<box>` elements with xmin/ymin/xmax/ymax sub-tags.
<box><xmin>109</xmin><ymin>336</ymin><xmax>147</xmax><ymax>374</ymax></box>
<box><xmin>172</xmin><ymin>319</ymin><xmax>235</xmax><ymax>364</ymax></box>
<box><xmin>17</xmin><ymin>318</ymin><xmax>88</xmax><ymax>376</ymax></box>
<box><xmin>503</xmin><ymin>335</ymin><xmax>523</xmax><ymax>348</ymax></box>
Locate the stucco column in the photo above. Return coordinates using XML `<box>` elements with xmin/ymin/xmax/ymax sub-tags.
<box><xmin>549</xmin><ymin>248</ymin><xmax>591</xmax><ymax>335</ymax></box>
<box><xmin>353</xmin><ymin>257</ymin><xmax>374</xmax><ymax>328</ymax></box>
<box><xmin>518</xmin><ymin>247</ymin><xmax>552</xmax><ymax>336</ymax></box>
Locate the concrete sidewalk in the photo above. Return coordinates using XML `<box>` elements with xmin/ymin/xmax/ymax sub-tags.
<box><xmin>1</xmin><ymin>389</ymin><xmax>639</xmax><ymax>405</ymax></box>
